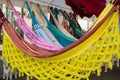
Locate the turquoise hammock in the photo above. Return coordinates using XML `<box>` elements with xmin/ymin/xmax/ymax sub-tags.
<box><xmin>39</xmin><ymin>8</ymin><xmax>75</xmax><ymax>47</ymax></box>
<box><xmin>60</xmin><ymin>10</ymin><xmax>84</xmax><ymax>39</ymax></box>
<box><xmin>25</xmin><ymin>2</ymin><xmax>54</xmax><ymax>45</ymax></box>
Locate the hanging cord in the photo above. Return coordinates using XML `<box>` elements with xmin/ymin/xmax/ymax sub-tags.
<box><xmin>47</xmin><ymin>0</ymin><xmax>54</xmax><ymax>7</ymax></box>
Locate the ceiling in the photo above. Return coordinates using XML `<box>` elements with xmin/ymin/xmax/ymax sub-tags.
<box><xmin>0</xmin><ymin>0</ymin><xmax>112</xmax><ymax>12</ymax></box>
<box><xmin>0</xmin><ymin>0</ymin><xmax>72</xmax><ymax>12</ymax></box>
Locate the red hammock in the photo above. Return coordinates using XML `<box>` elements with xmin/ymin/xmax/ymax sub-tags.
<box><xmin>65</xmin><ymin>0</ymin><xmax>106</xmax><ymax>18</ymax></box>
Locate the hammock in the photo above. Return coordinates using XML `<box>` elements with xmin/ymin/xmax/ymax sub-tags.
<box><xmin>8</xmin><ymin>0</ymin><xmax>61</xmax><ymax>51</ymax></box>
<box><xmin>25</xmin><ymin>2</ymin><xmax>55</xmax><ymax>45</ymax></box>
<box><xmin>0</xmin><ymin>15</ymin><xmax>59</xmax><ymax>57</ymax></box>
<box><xmin>65</xmin><ymin>0</ymin><xmax>105</xmax><ymax>18</ymax></box>
<box><xmin>1</xmin><ymin>3</ymin><xmax>120</xmax><ymax>80</ymax></box>
<box><xmin>48</xmin><ymin>7</ymin><xmax>78</xmax><ymax>40</ymax></box>
<box><xmin>34</xmin><ymin>4</ymin><xmax>77</xmax><ymax>41</ymax></box>
<box><xmin>60</xmin><ymin>10</ymin><xmax>84</xmax><ymax>39</ymax></box>
<box><xmin>0</xmin><ymin>1</ymin><xmax>117</xmax><ymax>59</ymax></box>
<box><xmin>30</xmin><ymin>4</ymin><xmax>63</xmax><ymax>47</ymax></box>
<box><xmin>0</xmin><ymin>9</ymin><xmax>72</xmax><ymax>58</ymax></box>
<box><xmin>39</xmin><ymin>8</ymin><xmax>75</xmax><ymax>47</ymax></box>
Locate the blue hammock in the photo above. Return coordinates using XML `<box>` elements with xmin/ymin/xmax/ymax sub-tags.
<box><xmin>39</xmin><ymin>8</ymin><xmax>75</xmax><ymax>47</ymax></box>
<box><xmin>25</xmin><ymin>2</ymin><xmax>54</xmax><ymax>45</ymax></box>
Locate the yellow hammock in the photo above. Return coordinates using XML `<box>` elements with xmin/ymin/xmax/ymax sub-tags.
<box><xmin>2</xmin><ymin>3</ymin><xmax>120</xmax><ymax>80</ymax></box>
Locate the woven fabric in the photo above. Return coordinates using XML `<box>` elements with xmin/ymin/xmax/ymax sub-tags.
<box><xmin>48</xmin><ymin>7</ymin><xmax>77</xmax><ymax>40</ymax></box>
<box><xmin>30</xmin><ymin>4</ymin><xmax>63</xmax><ymax>47</ymax></box>
<box><xmin>39</xmin><ymin>8</ymin><xmax>75</xmax><ymax>47</ymax></box>
<box><xmin>2</xmin><ymin>4</ymin><xmax>120</xmax><ymax>80</ymax></box>
<box><xmin>60</xmin><ymin>10</ymin><xmax>84</xmax><ymax>39</ymax></box>
<box><xmin>9</xmin><ymin>0</ymin><xmax>61</xmax><ymax>51</ymax></box>
<box><xmin>65</xmin><ymin>0</ymin><xmax>106</xmax><ymax>17</ymax></box>
<box><xmin>25</xmin><ymin>2</ymin><xmax>55</xmax><ymax>45</ymax></box>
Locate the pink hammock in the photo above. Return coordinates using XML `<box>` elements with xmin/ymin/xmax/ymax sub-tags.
<box><xmin>8</xmin><ymin>0</ymin><xmax>62</xmax><ymax>51</ymax></box>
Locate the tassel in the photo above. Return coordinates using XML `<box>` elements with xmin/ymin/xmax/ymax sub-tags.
<box><xmin>21</xmin><ymin>73</ymin><xmax>24</xmax><ymax>76</ymax></box>
<box><xmin>104</xmin><ymin>63</ymin><xmax>108</xmax><ymax>72</ymax></box>
<box><xmin>117</xmin><ymin>59</ymin><xmax>119</xmax><ymax>67</ymax></box>
<box><xmin>86</xmin><ymin>78</ymin><xmax>89</xmax><ymax>80</ymax></box>
<box><xmin>92</xmin><ymin>71</ymin><xmax>96</xmax><ymax>74</ymax></box>
<box><xmin>108</xmin><ymin>62</ymin><xmax>113</xmax><ymax>70</ymax></box>
<box><xmin>30</xmin><ymin>76</ymin><xmax>33</xmax><ymax>79</ymax></box>
<box><xmin>97</xmin><ymin>69</ymin><xmax>101</xmax><ymax>76</ymax></box>
<box><xmin>9</xmin><ymin>72</ymin><xmax>13</xmax><ymax>80</ymax></box>
<box><xmin>15</xmin><ymin>69</ymin><xmax>18</xmax><ymax>78</ymax></box>
<box><xmin>3</xmin><ymin>59</ymin><xmax>11</xmax><ymax>80</ymax></box>
<box><xmin>18</xmin><ymin>72</ymin><xmax>21</xmax><ymax>77</ymax></box>
<box><xmin>27</xmin><ymin>76</ymin><xmax>30</xmax><ymax>80</ymax></box>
